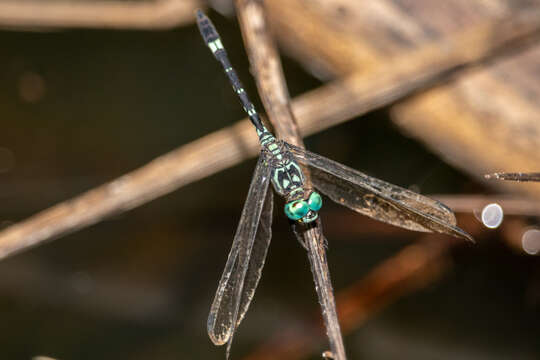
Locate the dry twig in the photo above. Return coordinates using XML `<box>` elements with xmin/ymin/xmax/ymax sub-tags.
<box><xmin>485</xmin><ymin>172</ymin><xmax>540</xmax><ymax>182</ymax></box>
<box><xmin>234</xmin><ymin>1</ymin><xmax>346</xmax><ymax>358</ymax></box>
<box><xmin>0</xmin><ymin>0</ymin><xmax>201</xmax><ymax>30</ymax></box>
<box><xmin>234</xmin><ymin>0</ymin><xmax>303</xmax><ymax>147</ymax></box>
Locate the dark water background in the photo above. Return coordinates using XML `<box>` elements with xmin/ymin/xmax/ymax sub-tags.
<box><xmin>0</xmin><ymin>11</ymin><xmax>538</xmax><ymax>360</ymax></box>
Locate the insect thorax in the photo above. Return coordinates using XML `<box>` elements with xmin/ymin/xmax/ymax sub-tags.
<box><xmin>259</xmin><ymin>132</ymin><xmax>306</xmax><ymax>199</ymax></box>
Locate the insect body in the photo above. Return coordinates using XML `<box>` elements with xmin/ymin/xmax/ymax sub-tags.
<box><xmin>197</xmin><ymin>11</ymin><xmax>321</xmax><ymax>224</ymax></box>
<box><xmin>260</xmin><ymin>133</ymin><xmax>321</xmax><ymax>223</ymax></box>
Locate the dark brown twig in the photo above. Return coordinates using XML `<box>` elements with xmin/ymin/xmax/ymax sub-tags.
<box><xmin>485</xmin><ymin>172</ymin><xmax>540</xmax><ymax>182</ymax></box>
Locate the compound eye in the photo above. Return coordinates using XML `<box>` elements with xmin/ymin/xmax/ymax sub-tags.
<box><xmin>308</xmin><ymin>192</ymin><xmax>322</xmax><ymax>211</ymax></box>
<box><xmin>284</xmin><ymin>200</ymin><xmax>309</xmax><ymax>221</ymax></box>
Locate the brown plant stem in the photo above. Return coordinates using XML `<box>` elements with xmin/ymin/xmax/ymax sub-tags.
<box><xmin>234</xmin><ymin>1</ymin><xmax>346</xmax><ymax>358</ymax></box>
<box><xmin>0</xmin><ymin>0</ymin><xmax>201</xmax><ymax>30</ymax></box>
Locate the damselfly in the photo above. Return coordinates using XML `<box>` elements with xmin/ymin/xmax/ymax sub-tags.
<box><xmin>196</xmin><ymin>10</ymin><xmax>472</xmax><ymax>359</ymax></box>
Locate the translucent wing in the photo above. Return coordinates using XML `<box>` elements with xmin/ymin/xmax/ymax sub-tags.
<box><xmin>207</xmin><ymin>154</ymin><xmax>273</xmax><ymax>352</ymax></box>
<box><xmin>287</xmin><ymin>144</ymin><xmax>473</xmax><ymax>241</ymax></box>
<box><xmin>236</xmin><ymin>183</ymin><xmax>273</xmax><ymax>326</ymax></box>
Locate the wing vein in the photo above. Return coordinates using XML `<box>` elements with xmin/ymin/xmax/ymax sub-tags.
<box><xmin>207</xmin><ymin>154</ymin><xmax>273</xmax><ymax>350</ymax></box>
<box><xmin>287</xmin><ymin>144</ymin><xmax>472</xmax><ymax>241</ymax></box>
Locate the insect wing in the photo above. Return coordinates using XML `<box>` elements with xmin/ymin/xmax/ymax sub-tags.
<box><xmin>236</xmin><ymin>184</ymin><xmax>273</xmax><ymax>327</ymax></box>
<box><xmin>207</xmin><ymin>154</ymin><xmax>273</xmax><ymax>349</ymax></box>
<box><xmin>287</xmin><ymin>144</ymin><xmax>472</xmax><ymax>241</ymax></box>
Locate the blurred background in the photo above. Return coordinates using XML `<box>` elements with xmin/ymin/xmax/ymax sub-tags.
<box><xmin>0</xmin><ymin>0</ymin><xmax>539</xmax><ymax>359</ymax></box>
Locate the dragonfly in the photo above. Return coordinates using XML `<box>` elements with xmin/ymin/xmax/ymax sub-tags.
<box><xmin>485</xmin><ymin>172</ymin><xmax>540</xmax><ymax>182</ymax></box>
<box><xmin>196</xmin><ymin>10</ymin><xmax>473</xmax><ymax>359</ymax></box>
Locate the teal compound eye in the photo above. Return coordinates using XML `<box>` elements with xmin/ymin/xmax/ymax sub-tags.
<box><xmin>284</xmin><ymin>200</ymin><xmax>309</xmax><ymax>221</ymax></box>
<box><xmin>308</xmin><ymin>191</ymin><xmax>322</xmax><ymax>211</ymax></box>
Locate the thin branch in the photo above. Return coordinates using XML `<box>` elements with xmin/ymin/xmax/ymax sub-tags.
<box><xmin>303</xmin><ymin>225</ymin><xmax>346</xmax><ymax>360</ymax></box>
<box><xmin>234</xmin><ymin>1</ymin><xmax>346</xmax><ymax>358</ymax></box>
<box><xmin>0</xmin><ymin>0</ymin><xmax>201</xmax><ymax>30</ymax></box>
<box><xmin>485</xmin><ymin>172</ymin><xmax>540</xmax><ymax>182</ymax></box>
<box><xmin>1</xmin><ymin>9</ymin><xmax>538</xmax><ymax>261</ymax></box>
<box><xmin>234</xmin><ymin>0</ymin><xmax>303</xmax><ymax>147</ymax></box>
